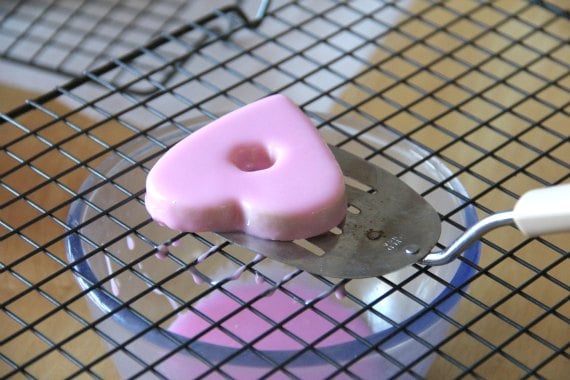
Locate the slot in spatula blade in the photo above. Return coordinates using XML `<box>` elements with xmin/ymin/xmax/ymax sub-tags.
<box><xmin>221</xmin><ymin>147</ymin><xmax>441</xmax><ymax>278</ymax></box>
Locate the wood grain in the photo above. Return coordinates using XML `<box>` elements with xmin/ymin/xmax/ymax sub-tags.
<box><xmin>1</xmin><ymin>85</ymin><xmax>119</xmax><ymax>379</ymax></box>
<box><xmin>1</xmin><ymin>1</ymin><xmax>568</xmax><ymax>377</ymax></box>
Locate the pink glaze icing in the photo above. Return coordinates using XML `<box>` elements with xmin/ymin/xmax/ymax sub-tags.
<box><xmin>168</xmin><ymin>285</ymin><xmax>372</xmax><ymax>350</ymax></box>
<box><xmin>145</xmin><ymin>95</ymin><xmax>346</xmax><ymax>240</ymax></box>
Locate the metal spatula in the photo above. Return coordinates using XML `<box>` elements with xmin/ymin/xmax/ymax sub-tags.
<box><xmin>221</xmin><ymin>147</ymin><xmax>570</xmax><ymax>278</ymax></box>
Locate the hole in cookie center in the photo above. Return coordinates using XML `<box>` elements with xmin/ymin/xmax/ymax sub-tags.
<box><xmin>230</xmin><ymin>144</ymin><xmax>275</xmax><ymax>172</ymax></box>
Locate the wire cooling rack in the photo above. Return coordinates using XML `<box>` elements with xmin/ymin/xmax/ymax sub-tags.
<box><xmin>1</xmin><ymin>1</ymin><xmax>569</xmax><ymax>379</ymax></box>
<box><xmin>0</xmin><ymin>0</ymin><xmax>265</xmax><ymax>79</ymax></box>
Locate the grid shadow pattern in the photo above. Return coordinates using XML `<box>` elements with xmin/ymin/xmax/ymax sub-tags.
<box><xmin>0</xmin><ymin>0</ymin><xmax>261</xmax><ymax>79</ymax></box>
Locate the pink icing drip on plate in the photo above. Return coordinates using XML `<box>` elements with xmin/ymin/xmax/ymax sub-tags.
<box><xmin>156</xmin><ymin>244</ymin><xmax>169</xmax><ymax>259</ymax></box>
<box><xmin>167</xmin><ymin>285</ymin><xmax>371</xmax><ymax>350</ymax></box>
<box><xmin>189</xmin><ymin>267</ymin><xmax>206</xmax><ymax>285</ymax></box>
<box><xmin>334</xmin><ymin>284</ymin><xmax>347</xmax><ymax>301</ymax></box>
<box><xmin>197</xmin><ymin>244</ymin><xmax>219</xmax><ymax>263</ymax></box>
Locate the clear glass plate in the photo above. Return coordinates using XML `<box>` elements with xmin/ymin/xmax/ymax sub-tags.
<box><xmin>66</xmin><ymin>114</ymin><xmax>480</xmax><ymax>377</ymax></box>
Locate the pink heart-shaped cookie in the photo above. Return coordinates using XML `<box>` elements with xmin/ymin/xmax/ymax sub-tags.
<box><xmin>145</xmin><ymin>95</ymin><xmax>346</xmax><ymax>241</ymax></box>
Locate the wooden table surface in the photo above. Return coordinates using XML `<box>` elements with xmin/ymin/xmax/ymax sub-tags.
<box><xmin>1</xmin><ymin>85</ymin><xmax>120</xmax><ymax>379</ymax></box>
<box><xmin>1</xmin><ymin>1</ymin><xmax>568</xmax><ymax>378</ymax></box>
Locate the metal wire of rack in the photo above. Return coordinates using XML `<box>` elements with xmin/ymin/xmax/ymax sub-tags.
<box><xmin>1</xmin><ymin>1</ymin><xmax>569</xmax><ymax>379</ymax></box>
<box><xmin>0</xmin><ymin>0</ymin><xmax>261</xmax><ymax>78</ymax></box>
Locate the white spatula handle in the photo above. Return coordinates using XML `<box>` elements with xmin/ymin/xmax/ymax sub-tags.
<box><xmin>422</xmin><ymin>184</ymin><xmax>570</xmax><ymax>266</ymax></box>
<box><xmin>513</xmin><ymin>184</ymin><xmax>570</xmax><ymax>237</ymax></box>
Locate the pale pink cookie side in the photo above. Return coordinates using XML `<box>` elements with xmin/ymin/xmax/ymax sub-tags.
<box><xmin>145</xmin><ymin>95</ymin><xmax>346</xmax><ymax>240</ymax></box>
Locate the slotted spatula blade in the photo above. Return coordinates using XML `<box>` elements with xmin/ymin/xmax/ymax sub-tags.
<box><xmin>221</xmin><ymin>146</ymin><xmax>442</xmax><ymax>278</ymax></box>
